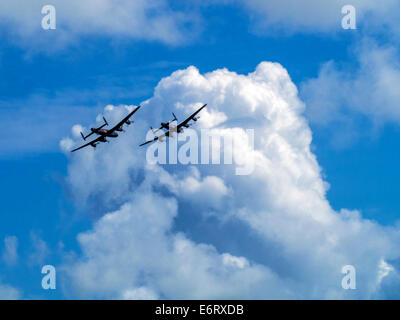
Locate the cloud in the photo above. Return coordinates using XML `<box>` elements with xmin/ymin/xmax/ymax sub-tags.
<box><xmin>2</xmin><ymin>236</ymin><xmax>18</xmax><ymax>266</ymax></box>
<box><xmin>121</xmin><ymin>287</ymin><xmax>158</xmax><ymax>300</ymax></box>
<box><xmin>154</xmin><ymin>166</ymin><xmax>230</xmax><ymax>211</ymax></box>
<box><xmin>237</xmin><ymin>0</ymin><xmax>400</xmax><ymax>36</ymax></box>
<box><xmin>0</xmin><ymin>94</ymin><xmax>100</xmax><ymax>156</ymax></box>
<box><xmin>62</xmin><ymin>189</ymin><xmax>285</xmax><ymax>299</ymax></box>
<box><xmin>0</xmin><ymin>67</ymin><xmax>162</xmax><ymax>156</ymax></box>
<box><xmin>300</xmin><ymin>40</ymin><xmax>400</xmax><ymax>146</ymax></box>
<box><xmin>1</xmin><ymin>1</ymin><xmax>399</xmax><ymax>52</ymax></box>
<box><xmin>28</xmin><ymin>233</ymin><xmax>50</xmax><ymax>266</ymax></box>
<box><xmin>61</xmin><ymin>62</ymin><xmax>400</xmax><ymax>299</ymax></box>
<box><xmin>0</xmin><ymin>0</ymin><xmax>200</xmax><ymax>50</ymax></box>
<box><xmin>0</xmin><ymin>283</ymin><xmax>21</xmax><ymax>300</ymax></box>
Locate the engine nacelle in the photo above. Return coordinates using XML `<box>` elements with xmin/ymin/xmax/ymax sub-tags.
<box><xmin>125</xmin><ymin>120</ymin><xmax>132</xmax><ymax>125</ymax></box>
<box><xmin>161</xmin><ymin>122</ymin><xmax>169</xmax><ymax>129</ymax></box>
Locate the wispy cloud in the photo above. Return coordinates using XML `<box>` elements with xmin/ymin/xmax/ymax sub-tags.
<box><xmin>0</xmin><ymin>0</ymin><xmax>202</xmax><ymax>51</ymax></box>
<box><xmin>2</xmin><ymin>236</ymin><xmax>18</xmax><ymax>266</ymax></box>
<box><xmin>300</xmin><ymin>39</ymin><xmax>400</xmax><ymax>146</ymax></box>
<box><xmin>0</xmin><ymin>283</ymin><xmax>21</xmax><ymax>300</ymax></box>
<box><xmin>28</xmin><ymin>232</ymin><xmax>50</xmax><ymax>266</ymax></box>
<box><xmin>237</xmin><ymin>0</ymin><xmax>400</xmax><ymax>37</ymax></box>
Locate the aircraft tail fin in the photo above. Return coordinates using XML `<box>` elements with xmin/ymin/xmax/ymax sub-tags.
<box><xmin>80</xmin><ymin>132</ymin><xmax>86</xmax><ymax>141</ymax></box>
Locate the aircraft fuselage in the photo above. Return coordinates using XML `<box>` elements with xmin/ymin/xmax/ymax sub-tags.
<box><xmin>91</xmin><ymin>128</ymin><xmax>118</xmax><ymax>138</ymax></box>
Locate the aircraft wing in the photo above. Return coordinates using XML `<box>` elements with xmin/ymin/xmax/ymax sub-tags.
<box><xmin>71</xmin><ymin>135</ymin><xmax>104</xmax><ymax>152</ymax></box>
<box><xmin>107</xmin><ymin>106</ymin><xmax>141</xmax><ymax>134</ymax></box>
<box><xmin>151</xmin><ymin>126</ymin><xmax>163</xmax><ymax>134</ymax></box>
<box><xmin>139</xmin><ymin>131</ymin><xmax>169</xmax><ymax>146</ymax></box>
<box><xmin>177</xmin><ymin>104</ymin><xmax>207</xmax><ymax>130</ymax></box>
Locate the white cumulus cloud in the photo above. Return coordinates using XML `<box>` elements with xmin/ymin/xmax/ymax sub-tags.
<box><xmin>61</xmin><ymin>62</ymin><xmax>400</xmax><ymax>299</ymax></box>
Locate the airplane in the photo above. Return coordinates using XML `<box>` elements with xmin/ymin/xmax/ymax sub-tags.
<box><xmin>139</xmin><ymin>104</ymin><xmax>206</xmax><ymax>146</ymax></box>
<box><xmin>71</xmin><ymin>106</ymin><xmax>141</xmax><ymax>152</ymax></box>
<box><xmin>80</xmin><ymin>116</ymin><xmax>108</xmax><ymax>141</ymax></box>
<box><xmin>150</xmin><ymin>112</ymin><xmax>177</xmax><ymax>134</ymax></box>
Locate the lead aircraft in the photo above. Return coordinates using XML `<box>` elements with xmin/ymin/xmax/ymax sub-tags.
<box><xmin>71</xmin><ymin>106</ymin><xmax>141</xmax><ymax>152</ymax></box>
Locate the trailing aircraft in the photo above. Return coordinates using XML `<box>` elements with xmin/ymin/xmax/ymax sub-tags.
<box><xmin>150</xmin><ymin>112</ymin><xmax>178</xmax><ymax>134</ymax></box>
<box><xmin>139</xmin><ymin>104</ymin><xmax>206</xmax><ymax>146</ymax></box>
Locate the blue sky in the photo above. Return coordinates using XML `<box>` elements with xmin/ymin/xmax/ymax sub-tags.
<box><xmin>1</xmin><ymin>1</ymin><xmax>400</xmax><ymax>299</ymax></box>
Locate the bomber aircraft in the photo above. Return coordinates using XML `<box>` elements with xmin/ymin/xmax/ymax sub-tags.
<box><xmin>150</xmin><ymin>112</ymin><xmax>178</xmax><ymax>134</ymax></box>
<box><xmin>139</xmin><ymin>104</ymin><xmax>207</xmax><ymax>146</ymax></box>
<box><xmin>71</xmin><ymin>106</ymin><xmax>141</xmax><ymax>152</ymax></box>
